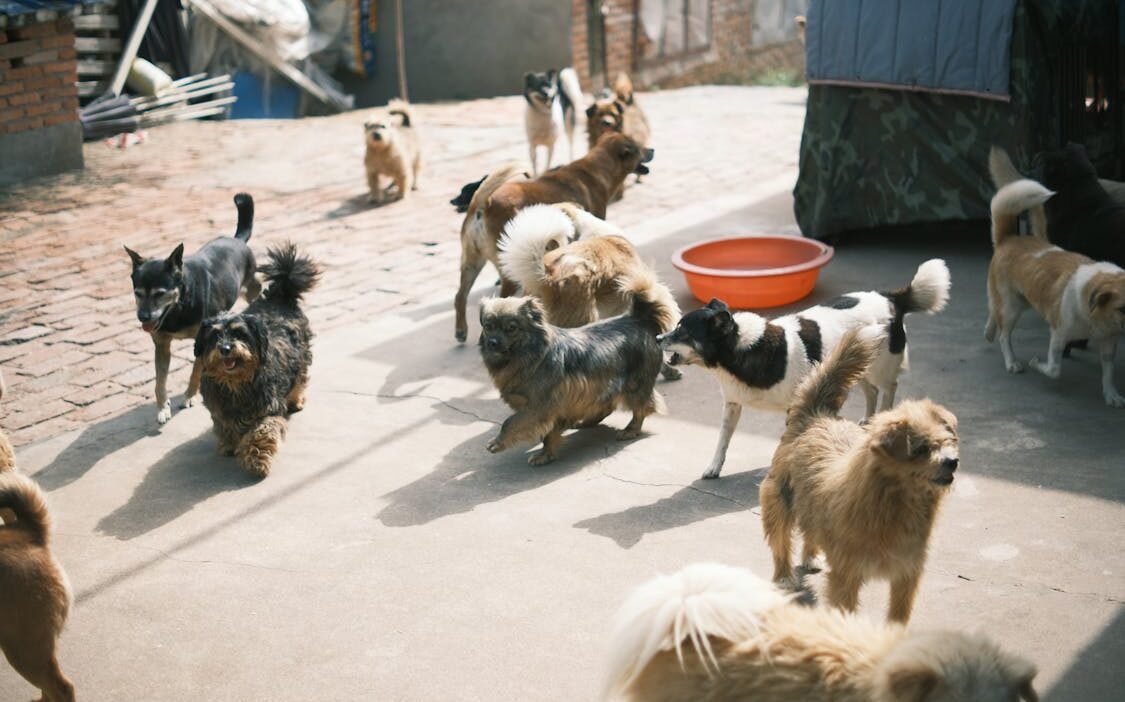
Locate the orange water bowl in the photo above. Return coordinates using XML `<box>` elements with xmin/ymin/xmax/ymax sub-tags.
<box><xmin>671</xmin><ymin>236</ymin><xmax>835</xmax><ymax>309</ymax></box>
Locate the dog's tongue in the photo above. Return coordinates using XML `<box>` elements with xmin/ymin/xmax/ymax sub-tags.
<box><xmin>141</xmin><ymin>322</ymin><xmax>156</xmax><ymax>333</ymax></box>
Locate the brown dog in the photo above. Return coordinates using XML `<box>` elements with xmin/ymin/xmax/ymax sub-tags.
<box><xmin>604</xmin><ymin>562</ymin><xmax>1038</xmax><ymax>702</ymax></box>
<box><xmin>760</xmin><ymin>329</ymin><xmax>959</xmax><ymax>624</ymax></box>
<box><xmin>454</xmin><ymin>132</ymin><xmax>653</xmax><ymax>342</ymax></box>
<box><xmin>0</xmin><ymin>472</ymin><xmax>75</xmax><ymax>701</ymax></box>
<box><xmin>987</xmin><ymin>179</ymin><xmax>1125</xmax><ymax>407</ymax></box>
<box><xmin>586</xmin><ymin>73</ymin><xmax>651</xmax><ymax>151</ymax></box>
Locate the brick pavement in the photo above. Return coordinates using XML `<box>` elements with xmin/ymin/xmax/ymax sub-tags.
<box><xmin>0</xmin><ymin>86</ymin><xmax>806</xmax><ymax>446</ymax></box>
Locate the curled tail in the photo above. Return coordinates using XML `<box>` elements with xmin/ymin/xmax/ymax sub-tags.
<box><xmin>233</xmin><ymin>192</ymin><xmax>254</xmax><ymax>242</ymax></box>
<box><xmin>467</xmin><ymin>162</ymin><xmax>525</xmax><ymax>216</ymax></box>
<box><xmin>883</xmin><ymin>258</ymin><xmax>951</xmax><ymax>320</ymax></box>
<box><xmin>260</xmin><ymin>243</ymin><xmax>320</xmax><ymax>306</ymax></box>
<box><xmin>621</xmin><ymin>270</ymin><xmax>680</xmax><ymax>334</ymax></box>
<box><xmin>554</xmin><ymin>202</ymin><xmax>624</xmax><ymax>238</ymax></box>
<box><xmin>989</xmin><ymin>148</ymin><xmax>1050</xmax><ymax>240</ymax></box>
<box><xmin>991</xmin><ymin>179</ymin><xmax>1055</xmax><ymax>247</ymax></box>
<box><xmin>612</xmin><ymin>72</ymin><xmax>635</xmax><ymax>104</ymax></box>
<box><xmin>602</xmin><ymin>563</ymin><xmax>788</xmax><ymax>701</ymax></box>
<box><xmin>558</xmin><ymin>67</ymin><xmax>583</xmax><ymax>115</ymax></box>
<box><xmin>786</xmin><ymin>327</ymin><xmax>883</xmax><ymax>436</ymax></box>
<box><xmin>0</xmin><ymin>473</ymin><xmax>52</xmax><ymax>546</ymax></box>
<box><xmin>387</xmin><ymin>98</ymin><xmax>415</xmax><ymax>128</ymax></box>
<box><xmin>498</xmin><ymin>205</ymin><xmax>577</xmax><ymax>292</ymax></box>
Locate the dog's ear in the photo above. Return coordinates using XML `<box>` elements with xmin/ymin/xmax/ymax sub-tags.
<box><xmin>165</xmin><ymin>243</ymin><xmax>185</xmax><ymax>271</ymax></box>
<box><xmin>885</xmin><ymin>662</ymin><xmax>939</xmax><ymax>702</ymax></box>
<box><xmin>613</xmin><ymin>99</ymin><xmax>627</xmax><ymax>115</ymax></box>
<box><xmin>242</xmin><ymin>314</ymin><xmax>270</xmax><ymax>361</ymax></box>
<box><xmin>194</xmin><ymin>320</ymin><xmax>217</xmax><ymax>358</ymax></box>
<box><xmin>546</xmin><ymin>69</ymin><xmax>557</xmax><ymax>82</ymax></box>
<box><xmin>585</xmin><ymin>103</ymin><xmax>597</xmax><ymax>119</ymax></box>
<box><xmin>518</xmin><ymin>297</ymin><xmax>545</xmax><ymax>326</ymax></box>
<box><xmin>707</xmin><ymin>298</ymin><xmax>729</xmax><ymax>312</ymax></box>
<box><xmin>1089</xmin><ymin>286</ymin><xmax>1116</xmax><ymax>313</ymax></box>
<box><xmin>709</xmin><ymin>308</ymin><xmax>734</xmax><ymax>336</ymax></box>
<box><xmin>123</xmin><ymin>245</ymin><xmax>145</xmax><ymax>269</ymax></box>
<box><xmin>877</xmin><ymin>421</ymin><xmax>916</xmax><ymax>461</ymax></box>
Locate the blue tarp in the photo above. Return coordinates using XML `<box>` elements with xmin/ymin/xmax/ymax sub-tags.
<box><xmin>1</xmin><ymin>0</ymin><xmax>100</xmax><ymax>16</ymax></box>
<box><xmin>805</xmin><ymin>0</ymin><xmax>1018</xmax><ymax>101</ymax></box>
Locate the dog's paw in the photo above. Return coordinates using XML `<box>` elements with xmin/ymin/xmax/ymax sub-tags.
<box><xmin>661</xmin><ymin>364</ymin><xmax>683</xmax><ymax>381</ymax></box>
<box><xmin>1105</xmin><ymin>391</ymin><xmax>1125</xmax><ymax>408</ymax></box>
<box><xmin>1005</xmin><ymin>361</ymin><xmax>1025</xmax><ymax>374</ymax></box>
<box><xmin>156</xmin><ymin>403</ymin><xmax>172</xmax><ymax>425</ymax></box>
<box><xmin>616</xmin><ymin>427</ymin><xmax>641</xmax><ymax>441</ymax></box>
<box><xmin>1029</xmin><ymin>357</ymin><xmax>1061</xmax><ymax>379</ymax></box>
<box><xmin>182</xmin><ymin>395</ymin><xmax>199</xmax><ymax>409</ymax></box>
<box><xmin>455</xmin><ymin>328</ymin><xmax>468</xmax><ymax>344</ymax></box>
<box><xmin>527</xmin><ymin>449</ymin><xmax>555</xmax><ymax>466</ymax></box>
<box><xmin>701</xmin><ymin>463</ymin><xmax>724</xmax><ymax>480</ymax></box>
<box><xmin>486</xmin><ymin>438</ymin><xmax>504</xmax><ymax>454</ymax></box>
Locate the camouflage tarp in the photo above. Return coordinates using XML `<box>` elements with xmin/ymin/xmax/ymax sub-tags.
<box><xmin>793</xmin><ymin>0</ymin><xmax>1120</xmax><ymax>240</ymax></box>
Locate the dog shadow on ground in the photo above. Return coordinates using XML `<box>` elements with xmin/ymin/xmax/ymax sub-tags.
<box><xmin>34</xmin><ymin>403</ymin><xmax>158</xmax><ymax>492</ymax></box>
<box><xmin>95</xmin><ymin>430</ymin><xmax>259</xmax><ymax>540</ymax></box>
<box><xmin>325</xmin><ymin>193</ymin><xmax>378</xmax><ymax>219</ymax></box>
<box><xmin>573</xmin><ymin>467</ymin><xmax>768</xmax><ymax>549</ymax></box>
<box><xmin>376</xmin><ymin>424</ymin><xmax>632</xmax><ymax>528</ymax></box>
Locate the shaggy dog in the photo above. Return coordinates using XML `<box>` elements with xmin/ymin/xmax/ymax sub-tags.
<box><xmin>0</xmin><ymin>472</ymin><xmax>75</xmax><ymax>701</ymax></box>
<box><xmin>497</xmin><ymin>203</ymin><xmax>682</xmax><ymax>379</ymax></box>
<box><xmin>603</xmin><ymin>562</ymin><xmax>1038</xmax><ymax>702</ymax></box>
<box><xmin>760</xmin><ymin>329</ymin><xmax>959</xmax><ymax>623</ymax></box>
<box><xmin>195</xmin><ymin>244</ymin><xmax>320</xmax><ymax>477</ymax></box>
<box><xmin>658</xmin><ymin>259</ymin><xmax>950</xmax><ymax>479</ymax></box>
<box><xmin>454</xmin><ymin>133</ymin><xmax>653</xmax><ymax>342</ymax></box>
<box><xmin>364</xmin><ymin>99</ymin><xmax>422</xmax><ymax>204</ymax></box>
<box><xmin>478</xmin><ymin>272</ymin><xmax>674</xmax><ymax>465</ymax></box>
<box><xmin>987</xmin><ymin>179</ymin><xmax>1125</xmax><ymax>407</ymax></box>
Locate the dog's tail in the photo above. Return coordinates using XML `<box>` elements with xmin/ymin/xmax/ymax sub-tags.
<box><xmin>602</xmin><ymin>562</ymin><xmax>789</xmax><ymax>700</ymax></box>
<box><xmin>387</xmin><ymin>98</ymin><xmax>414</xmax><ymax>128</ymax></box>
<box><xmin>259</xmin><ymin>242</ymin><xmax>321</xmax><ymax>307</ymax></box>
<box><xmin>555</xmin><ymin>202</ymin><xmax>624</xmax><ymax>238</ymax></box>
<box><xmin>786</xmin><ymin>327</ymin><xmax>883</xmax><ymax>436</ymax></box>
<box><xmin>885</xmin><ymin>258</ymin><xmax>951</xmax><ymax>318</ymax></box>
<box><xmin>0</xmin><ymin>473</ymin><xmax>52</xmax><ymax>546</ymax></box>
<box><xmin>468</xmin><ymin>163</ymin><xmax>525</xmax><ymax>216</ymax></box>
<box><xmin>989</xmin><ymin>147</ymin><xmax>1050</xmax><ymax>240</ymax></box>
<box><xmin>612</xmin><ymin>72</ymin><xmax>635</xmax><ymax>104</ymax></box>
<box><xmin>991</xmin><ymin>179</ymin><xmax>1055</xmax><ymax>248</ymax></box>
<box><xmin>233</xmin><ymin>192</ymin><xmax>254</xmax><ymax>242</ymax></box>
<box><xmin>497</xmin><ymin>205</ymin><xmax>576</xmax><ymax>291</ymax></box>
<box><xmin>622</xmin><ymin>270</ymin><xmax>680</xmax><ymax>334</ymax></box>
<box><xmin>558</xmin><ymin>67</ymin><xmax>583</xmax><ymax>114</ymax></box>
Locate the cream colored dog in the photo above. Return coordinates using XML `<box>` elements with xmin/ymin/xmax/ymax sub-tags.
<box><xmin>760</xmin><ymin>329</ymin><xmax>959</xmax><ymax>623</ymax></box>
<box><xmin>363</xmin><ymin>99</ymin><xmax>421</xmax><ymax>204</ymax></box>
<box><xmin>987</xmin><ymin>179</ymin><xmax>1125</xmax><ymax>407</ymax></box>
<box><xmin>604</xmin><ymin>562</ymin><xmax>1038</xmax><ymax>702</ymax></box>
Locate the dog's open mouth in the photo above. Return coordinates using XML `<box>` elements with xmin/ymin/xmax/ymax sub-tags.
<box><xmin>141</xmin><ymin>321</ymin><xmax>156</xmax><ymax>332</ymax></box>
<box><xmin>932</xmin><ymin>475</ymin><xmax>955</xmax><ymax>486</ymax></box>
<box><xmin>668</xmin><ymin>352</ymin><xmax>682</xmax><ymax>366</ymax></box>
<box><xmin>222</xmin><ymin>358</ymin><xmax>239</xmax><ymax>372</ymax></box>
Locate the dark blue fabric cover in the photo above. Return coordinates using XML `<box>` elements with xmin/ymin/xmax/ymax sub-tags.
<box><xmin>805</xmin><ymin>0</ymin><xmax>1018</xmax><ymax>100</ymax></box>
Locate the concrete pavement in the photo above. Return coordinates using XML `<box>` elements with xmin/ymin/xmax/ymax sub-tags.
<box><xmin>0</xmin><ymin>86</ymin><xmax>1122</xmax><ymax>700</ymax></box>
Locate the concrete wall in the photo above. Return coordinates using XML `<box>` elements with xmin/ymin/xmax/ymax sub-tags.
<box><xmin>342</xmin><ymin>0</ymin><xmax>572</xmax><ymax>107</ymax></box>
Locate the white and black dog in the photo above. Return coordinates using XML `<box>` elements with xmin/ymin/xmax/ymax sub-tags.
<box><xmin>523</xmin><ymin>67</ymin><xmax>583</xmax><ymax>177</ymax></box>
<box><xmin>658</xmin><ymin>259</ymin><xmax>950</xmax><ymax>479</ymax></box>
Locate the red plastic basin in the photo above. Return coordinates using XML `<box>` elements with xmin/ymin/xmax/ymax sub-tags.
<box><xmin>671</xmin><ymin>235</ymin><xmax>834</xmax><ymax>309</ymax></box>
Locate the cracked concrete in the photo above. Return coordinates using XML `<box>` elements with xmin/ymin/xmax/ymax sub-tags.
<box><xmin>2</xmin><ymin>89</ymin><xmax>1123</xmax><ymax>700</ymax></box>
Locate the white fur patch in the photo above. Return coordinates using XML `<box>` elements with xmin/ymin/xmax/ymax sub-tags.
<box><xmin>1032</xmin><ymin>246</ymin><xmax>1063</xmax><ymax>259</ymax></box>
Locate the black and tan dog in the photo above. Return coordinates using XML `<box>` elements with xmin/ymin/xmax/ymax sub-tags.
<box><xmin>195</xmin><ymin>243</ymin><xmax>319</xmax><ymax>478</ymax></box>
<box><xmin>479</xmin><ymin>271</ymin><xmax>674</xmax><ymax>465</ymax></box>
<box><xmin>0</xmin><ymin>469</ymin><xmax>75</xmax><ymax>701</ymax></box>
<box><xmin>125</xmin><ymin>193</ymin><xmax>259</xmax><ymax>425</ymax></box>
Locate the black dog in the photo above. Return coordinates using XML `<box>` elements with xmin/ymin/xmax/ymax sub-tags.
<box><xmin>1039</xmin><ymin>142</ymin><xmax>1125</xmax><ymax>268</ymax></box>
<box><xmin>194</xmin><ymin>243</ymin><xmax>319</xmax><ymax>478</ymax></box>
<box><xmin>451</xmin><ymin>175</ymin><xmax>486</xmax><ymax>213</ymax></box>
<box><xmin>125</xmin><ymin>193</ymin><xmax>260</xmax><ymax>425</ymax></box>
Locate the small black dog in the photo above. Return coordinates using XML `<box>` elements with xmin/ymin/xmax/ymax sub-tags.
<box><xmin>195</xmin><ymin>243</ymin><xmax>319</xmax><ymax>478</ymax></box>
<box><xmin>450</xmin><ymin>175</ymin><xmax>486</xmax><ymax>213</ymax></box>
<box><xmin>1039</xmin><ymin>142</ymin><xmax>1125</xmax><ymax>268</ymax></box>
<box><xmin>478</xmin><ymin>272</ymin><xmax>673</xmax><ymax>465</ymax></box>
<box><xmin>125</xmin><ymin>193</ymin><xmax>259</xmax><ymax>425</ymax></box>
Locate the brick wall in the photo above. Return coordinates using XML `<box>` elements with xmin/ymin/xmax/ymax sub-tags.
<box><xmin>0</xmin><ymin>17</ymin><xmax>80</xmax><ymax>136</ymax></box>
<box><xmin>571</xmin><ymin>0</ymin><xmax>805</xmax><ymax>93</ymax></box>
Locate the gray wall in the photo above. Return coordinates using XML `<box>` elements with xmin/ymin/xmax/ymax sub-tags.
<box><xmin>341</xmin><ymin>0</ymin><xmax>572</xmax><ymax>107</ymax></box>
<box><xmin>0</xmin><ymin>122</ymin><xmax>83</xmax><ymax>188</ymax></box>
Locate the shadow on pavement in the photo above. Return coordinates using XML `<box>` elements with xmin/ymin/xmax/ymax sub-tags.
<box><xmin>573</xmin><ymin>467</ymin><xmax>766</xmax><ymax>548</ymax></box>
<box><xmin>95</xmin><ymin>430</ymin><xmax>259</xmax><ymax>540</ymax></box>
<box><xmin>34</xmin><ymin>403</ymin><xmax>158</xmax><ymax>492</ymax></box>
<box><xmin>1045</xmin><ymin>608</ymin><xmax>1125</xmax><ymax>702</ymax></box>
<box><xmin>376</xmin><ymin>423</ymin><xmax>634</xmax><ymax>528</ymax></box>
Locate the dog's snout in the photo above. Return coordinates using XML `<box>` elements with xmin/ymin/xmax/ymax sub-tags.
<box><xmin>219</xmin><ymin>343</ymin><xmax>233</xmax><ymax>356</ymax></box>
<box><xmin>941</xmin><ymin>456</ymin><xmax>959</xmax><ymax>471</ymax></box>
<box><xmin>484</xmin><ymin>336</ymin><xmax>502</xmax><ymax>351</ymax></box>
<box><xmin>641</xmin><ymin>147</ymin><xmax>654</xmax><ymax>163</ymax></box>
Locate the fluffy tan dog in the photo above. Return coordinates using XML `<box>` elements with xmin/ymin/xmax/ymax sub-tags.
<box><xmin>0</xmin><ymin>472</ymin><xmax>75</xmax><ymax>701</ymax></box>
<box><xmin>987</xmin><ymin>179</ymin><xmax>1125</xmax><ymax>407</ymax></box>
<box><xmin>453</xmin><ymin>132</ymin><xmax>653</xmax><ymax>342</ymax></box>
<box><xmin>363</xmin><ymin>99</ymin><xmax>421</xmax><ymax>204</ymax></box>
<box><xmin>760</xmin><ymin>329</ymin><xmax>959</xmax><ymax>623</ymax></box>
<box><xmin>604</xmin><ymin>562</ymin><xmax>1038</xmax><ymax>702</ymax></box>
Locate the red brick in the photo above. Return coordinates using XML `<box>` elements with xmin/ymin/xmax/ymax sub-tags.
<box><xmin>9</xmin><ymin>348</ymin><xmax>88</xmax><ymax>377</ymax></box>
<box><xmin>2</xmin><ymin>65</ymin><xmax>45</xmax><ymax>80</ymax></box>
<box><xmin>40</xmin><ymin>34</ymin><xmax>74</xmax><ymax>50</ymax></box>
<box><xmin>3</xmin><ymin>399</ymin><xmax>73</xmax><ymax>430</ymax></box>
<box><xmin>0</xmin><ymin>39</ymin><xmax>40</xmax><ymax>61</ymax></box>
<box><xmin>57</xmin><ymin>47</ymin><xmax>76</xmax><ymax>61</ymax></box>
<box><xmin>10</xmin><ymin>22</ymin><xmax>58</xmax><ymax>41</ymax></box>
<box><xmin>0</xmin><ymin>81</ymin><xmax>22</xmax><ymax>96</ymax></box>
<box><xmin>43</xmin><ymin>112</ymin><xmax>77</xmax><ymax>127</ymax></box>
<box><xmin>74</xmin><ymin>392</ymin><xmax>138</xmax><ymax>423</ymax></box>
<box><xmin>62</xmin><ymin>381</ymin><xmax>129</xmax><ymax>408</ymax></box>
<box><xmin>41</xmin><ymin>60</ymin><xmax>74</xmax><ymax>76</ymax></box>
<box><xmin>7</xmin><ymin>91</ymin><xmax>39</xmax><ymax>106</ymax></box>
<box><xmin>22</xmin><ymin>101</ymin><xmax>57</xmax><ymax>117</ymax></box>
<box><xmin>21</xmin><ymin>49</ymin><xmax>60</xmax><ymax>65</ymax></box>
<box><xmin>8</xmin><ymin>415</ymin><xmax>83</xmax><ymax>446</ymax></box>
